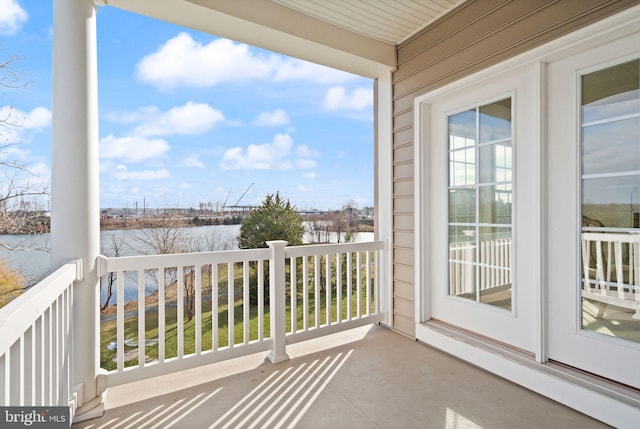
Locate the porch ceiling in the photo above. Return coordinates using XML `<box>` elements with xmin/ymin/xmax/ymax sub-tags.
<box><xmin>269</xmin><ymin>0</ymin><xmax>463</xmax><ymax>45</ymax></box>
<box><xmin>104</xmin><ymin>0</ymin><xmax>465</xmax><ymax>77</ymax></box>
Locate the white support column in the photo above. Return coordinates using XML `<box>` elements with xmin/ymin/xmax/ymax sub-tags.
<box><xmin>51</xmin><ymin>0</ymin><xmax>102</xmax><ymax>418</ymax></box>
<box><xmin>266</xmin><ymin>240</ymin><xmax>290</xmax><ymax>363</ymax></box>
<box><xmin>375</xmin><ymin>70</ymin><xmax>394</xmax><ymax>327</ymax></box>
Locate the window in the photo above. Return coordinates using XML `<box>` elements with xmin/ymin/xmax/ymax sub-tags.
<box><xmin>580</xmin><ymin>59</ymin><xmax>640</xmax><ymax>343</ymax></box>
<box><xmin>448</xmin><ymin>98</ymin><xmax>513</xmax><ymax>310</ymax></box>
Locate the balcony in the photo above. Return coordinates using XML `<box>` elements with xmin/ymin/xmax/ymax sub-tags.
<box><xmin>0</xmin><ymin>239</ymin><xmax>613</xmax><ymax>428</ymax></box>
<box><xmin>69</xmin><ymin>325</ymin><xmax>605</xmax><ymax>429</ymax></box>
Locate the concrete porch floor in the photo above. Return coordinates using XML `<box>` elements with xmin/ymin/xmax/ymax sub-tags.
<box><xmin>73</xmin><ymin>325</ymin><xmax>608</xmax><ymax>429</ymax></box>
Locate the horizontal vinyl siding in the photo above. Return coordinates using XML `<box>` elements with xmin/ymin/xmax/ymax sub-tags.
<box><xmin>390</xmin><ymin>0</ymin><xmax>638</xmax><ymax>338</ymax></box>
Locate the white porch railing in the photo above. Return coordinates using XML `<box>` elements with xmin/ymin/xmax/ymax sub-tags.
<box><xmin>448</xmin><ymin>239</ymin><xmax>512</xmax><ymax>295</ymax></box>
<box><xmin>0</xmin><ymin>259</ymin><xmax>82</xmax><ymax>413</ymax></box>
<box><xmin>97</xmin><ymin>240</ymin><xmax>385</xmax><ymax>386</ymax></box>
<box><xmin>582</xmin><ymin>232</ymin><xmax>640</xmax><ymax>318</ymax></box>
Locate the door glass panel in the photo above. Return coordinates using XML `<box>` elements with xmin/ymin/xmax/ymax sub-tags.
<box><xmin>580</xmin><ymin>59</ymin><xmax>640</xmax><ymax>344</ymax></box>
<box><xmin>448</xmin><ymin>98</ymin><xmax>513</xmax><ymax>310</ymax></box>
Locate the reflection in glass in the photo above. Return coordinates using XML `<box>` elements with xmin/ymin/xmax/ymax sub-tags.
<box><xmin>581</xmin><ymin>60</ymin><xmax>640</xmax><ymax>344</ymax></box>
<box><xmin>449</xmin><ymin>109</ymin><xmax>476</xmax><ymax>149</ymax></box>
<box><xmin>449</xmin><ymin>188</ymin><xmax>476</xmax><ymax>224</ymax></box>
<box><xmin>479</xmin><ymin>185</ymin><xmax>512</xmax><ymax>224</ymax></box>
<box><xmin>448</xmin><ymin>98</ymin><xmax>513</xmax><ymax>310</ymax></box>
<box><xmin>480</xmin><ymin>143</ymin><xmax>512</xmax><ymax>183</ymax></box>
<box><xmin>582</xmin><ymin>119</ymin><xmax>639</xmax><ymax>175</ymax></box>
<box><xmin>449</xmin><ymin>226</ymin><xmax>476</xmax><ymax>299</ymax></box>
<box><xmin>582</xmin><ymin>59</ymin><xmax>639</xmax><ymax>123</ymax></box>
<box><xmin>478</xmin><ymin>227</ymin><xmax>512</xmax><ymax>309</ymax></box>
<box><xmin>450</xmin><ymin>148</ymin><xmax>476</xmax><ymax>186</ymax></box>
<box><xmin>480</xmin><ymin>98</ymin><xmax>511</xmax><ymax>143</ymax></box>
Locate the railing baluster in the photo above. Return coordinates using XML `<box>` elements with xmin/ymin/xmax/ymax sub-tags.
<box><xmin>366</xmin><ymin>251</ymin><xmax>371</xmax><ymax>315</ymax></box>
<box><xmin>24</xmin><ymin>328</ymin><xmax>32</xmax><ymax>406</ymax></box>
<box><xmin>138</xmin><ymin>269</ymin><xmax>145</xmax><ymax>368</ymax></box>
<box><xmin>346</xmin><ymin>251</ymin><xmax>352</xmax><ymax>321</ymax></box>
<box><xmin>336</xmin><ymin>253</ymin><xmax>342</xmax><ymax>323</ymax></box>
<box><xmin>325</xmin><ymin>254</ymin><xmax>331</xmax><ymax>326</ymax></box>
<box><xmin>116</xmin><ymin>270</ymin><xmax>125</xmax><ymax>371</ymax></box>
<box><xmin>44</xmin><ymin>307</ymin><xmax>51</xmax><ymax>405</ymax></box>
<box><xmin>36</xmin><ymin>314</ymin><xmax>43</xmax><ymax>405</ymax></box>
<box><xmin>53</xmin><ymin>297</ymin><xmax>59</xmax><ymax>403</ymax></box>
<box><xmin>196</xmin><ymin>264</ymin><xmax>202</xmax><ymax>355</ymax></box>
<box><xmin>258</xmin><ymin>260</ymin><xmax>264</xmax><ymax>340</ymax></box>
<box><xmin>615</xmin><ymin>241</ymin><xmax>624</xmax><ymax>299</ymax></box>
<box><xmin>243</xmin><ymin>261</ymin><xmax>250</xmax><ymax>344</ymax></box>
<box><xmin>314</xmin><ymin>254</ymin><xmax>320</xmax><ymax>328</ymax></box>
<box><xmin>9</xmin><ymin>336</ymin><xmax>24</xmax><ymax>405</ymax></box>
<box><xmin>303</xmin><ymin>257</ymin><xmax>309</xmax><ymax>330</ymax></box>
<box><xmin>212</xmin><ymin>263</ymin><xmax>219</xmax><ymax>351</ymax></box>
<box><xmin>227</xmin><ymin>263</ymin><xmax>234</xmax><ymax>348</ymax></box>
<box><xmin>290</xmin><ymin>257</ymin><xmax>297</xmax><ymax>334</ymax></box>
<box><xmin>357</xmin><ymin>252</ymin><xmax>362</xmax><ymax>318</ymax></box>
<box><xmin>177</xmin><ymin>265</ymin><xmax>184</xmax><ymax>359</ymax></box>
<box><xmin>158</xmin><ymin>267</ymin><xmax>165</xmax><ymax>363</ymax></box>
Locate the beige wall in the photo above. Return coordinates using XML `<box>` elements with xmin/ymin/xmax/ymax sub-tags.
<box><xmin>391</xmin><ymin>0</ymin><xmax>639</xmax><ymax>338</ymax></box>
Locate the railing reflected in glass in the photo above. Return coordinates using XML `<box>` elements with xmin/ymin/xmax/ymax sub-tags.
<box><xmin>448</xmin><ymin>97</ymin><xmax>513</xmax><ymax>310</ymax></box>
<box><xmin>580</xmin><ymin>59</ymin><xmax>640</xmax><ymax>344</ymax></box>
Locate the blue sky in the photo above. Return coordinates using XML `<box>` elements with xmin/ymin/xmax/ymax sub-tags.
<box><xmin>0</xmin><ymin>0</ymin><xmax>374</xmax><ymax>211</ymax></box>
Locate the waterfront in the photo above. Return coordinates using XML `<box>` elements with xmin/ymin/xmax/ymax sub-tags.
<box><xmin>0</xmin><ymin>224</ymin><xmax>373</xmax><ymax>295</ymax></box>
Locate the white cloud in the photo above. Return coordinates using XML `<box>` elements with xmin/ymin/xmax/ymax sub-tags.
<box><xmin>220</xmin><ymin>133</ymin><xmax>317</xmax><ymax>171</ymax></box>
<box><xmin>323</xmin><ymin>86</ymin><xmax>373</xmax><ymax>111</ymax></box>
<box><xmin>296</xmin><ymin>159</ymin><xmax>316</xmax><ymax>169</ymax></box>
<box><xmin>303</xmin><ymin>172</ymin><xmax>316</xmax><ymax>180</ymax></box>
<box><xmin>136</xmin><ymin>33</ymin><xmax>275</xmax><ymax>89</ymax></box>
<box><xmin>0</xmin><ymin>0</ymin><xmax>27</xmax><ymax>36</ymax></box>
<box><xmin>180</xmin><ymin>155</ymin><xmax>205</xmax><ymax>168</ymax></box>
<box><xmin>0</xmin><ymin>106</ymin><xmax>51</xmax><ymax>142</ymax></box>
<box><xmin>22</xmin><ymin>107</ymin><xmax>52</xmax><ymax>128</ymax></box>
<box><xmin>180</xmin><ymin>182</ymin><xmax>191</xmax><ymax>190</ymax></box>
<box><xmin>133</xmin><ymin>102</ymin><xmax>224</xmax><ymax>137</ymax></box>
<box><xmin>106</xmin><ymin>106</ymin><xmax>159</xmax><ymax>124</ymax></box>
<box><xmin>296</xmin><ymin>145</ymin><xmax>318</xmax><ymax>158</ymax></box>
<box><xmin>112</xmin><ymin>167</ymin><xmax>171</xmax><ymax>181</ymax></box>
<box><xmin>135</xmin><ymin>33</ymin><xmax>356</xmax><ymax>89</ymax></box>
<box><xmin>100</xmin><ymin>134</ymin><xmax>170</xmax><ymax>163</ymax></box>
<box><xmin>253</xmin><ymin>109</ymin><xmax>290</xmax><ymax>127</ymax></box>
<box><xmin>0</xmin><ymin>105</ymin><xmax>51</xmax><ymax>128</ymax></box>
<box><xmin>273</xmin><ymin>58</ymin><xmax>354</xmax><ymax>84</ymax></box>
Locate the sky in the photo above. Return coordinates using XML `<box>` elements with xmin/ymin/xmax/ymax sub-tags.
<box><xmin>0</xmin><ymin>0</ymin><xmax>374</xmax><ymax>212</ymax></box>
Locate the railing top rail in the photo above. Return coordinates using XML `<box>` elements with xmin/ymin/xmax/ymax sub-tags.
<box><xmin>582</xmin><ymin>232</ymin><xmax>640</xmax><ymax>243</ymax></box>
<box><xmin>0</xmin><ymin>260</ymin><xmax>80</xmax><ymax>352</ymax></box>
<box><xmin>285</xmin><ymin>240</ymin><xmax>384</xmax><ymax>258</ymax></box>
<box><xmin>98</xmin><ymin>241</ymin><xmax>386</xmax><ymax>274</ymax></box>
<box><xmin>99</xmin><ymin>247</ymin><xmax>272</xmax><ymax>273</ymax></box>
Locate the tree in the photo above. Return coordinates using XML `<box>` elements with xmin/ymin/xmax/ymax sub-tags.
<box><xmin>238</xmin><ymin>192</ymin><xmax>305</xmax><ymax>305</ymax></box>
<box><xmin>0</xmin><ymin>47</ymin><xmax>47</xmax><ymax>246</ymax></box>
<box><xmin>0</xmin><ymin>259</ymin><xmax>24</xmax><ymax>308</ymax></box>
<box><xmin>100</xmin><ymin>231</ymin><xmax>127</xmax><ymax>310</ymax></box>
<box><xmin>238</xmin><ymin>192</ymin><xmax>305</xmax><ymax>249</ymax></box>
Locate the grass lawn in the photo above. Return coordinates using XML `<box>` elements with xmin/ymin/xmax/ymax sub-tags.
<box><xmin>100</xmin><ymin>286</ymin><xmax>374</xmax><ymax>371</ymax></box>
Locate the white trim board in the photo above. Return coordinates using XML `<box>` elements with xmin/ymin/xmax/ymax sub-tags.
<box><xmin>417</xmin><ymin>322</ymin><xmax>640</xmax><ymax>428</ymax></box>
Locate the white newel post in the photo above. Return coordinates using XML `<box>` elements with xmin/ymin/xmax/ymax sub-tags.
<box><xmin>266</xmin><ymin>241</ymin><xmax>290</xmax><ymax>363</ymax></box>
<box><xmin>51</xmin><ymin>0</ymin><xmax>103</xmax><ymax>420</ymax></box>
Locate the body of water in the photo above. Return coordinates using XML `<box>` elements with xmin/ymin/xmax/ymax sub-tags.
<box><xmin>0</xmin><ymin>224</ymin><xmax>373</xmax><ymax>294</ymax></box>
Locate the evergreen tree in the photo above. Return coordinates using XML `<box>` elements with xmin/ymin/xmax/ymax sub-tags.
<box><xmin>238</xmin><ymin>192</ymin><xmax>305</xmax><ymax>249</ymax></box>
